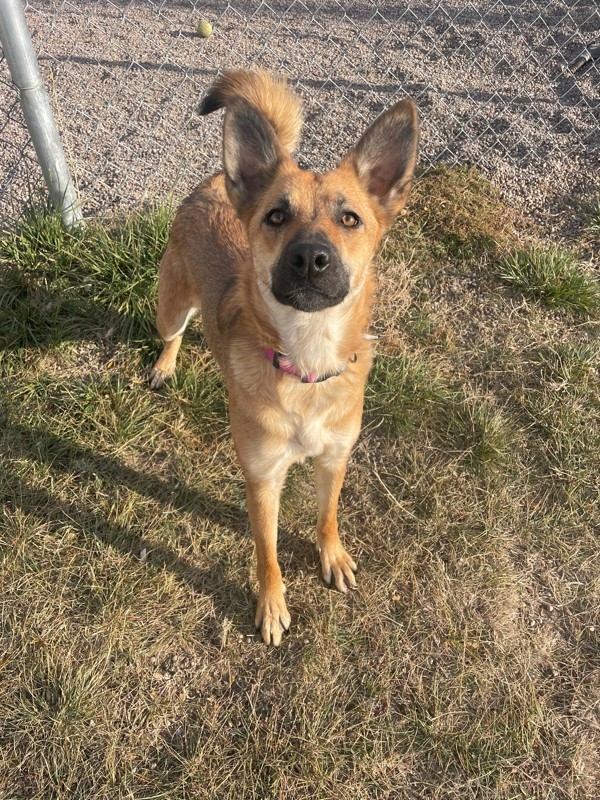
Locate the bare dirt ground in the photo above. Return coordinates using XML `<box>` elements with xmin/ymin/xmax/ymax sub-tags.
<box><xmin>1</xmin><ymin>1</ymin><xmax>599</xmax><ymax>232</ymax></box>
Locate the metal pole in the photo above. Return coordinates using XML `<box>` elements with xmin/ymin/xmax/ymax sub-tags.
<box><xmin>0</xmin><ymin>0</ymin><xmax>82</xmax><ymax>226</ymax></box>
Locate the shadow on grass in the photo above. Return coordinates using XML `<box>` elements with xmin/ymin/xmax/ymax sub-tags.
<box><xmin>2</xmin><ymin>413</ymin><xmax>262</xmax><ymax>630</ymax></box>
<box><xmin>0</xmin><ymin>266</ymin><xmax>159</xmax><ymax>357</ymax></box>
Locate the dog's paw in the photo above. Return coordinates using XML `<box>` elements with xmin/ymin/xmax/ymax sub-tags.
<box><xmin>255</xmin><ymin>586</ymin><xmax>291</xmax><ymax>646</ymax></box>
<box><xmin>318</xmin><ymin>540</ymin><xmax>357</xmax><ymax>593</ymax></box>
<box><xmin>148</xmin><ymin>363</ymin><xmax>174</xmax><ymax>390</ymax></box>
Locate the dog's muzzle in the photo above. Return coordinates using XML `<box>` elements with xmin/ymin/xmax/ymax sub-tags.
<box><xmin>271</xmin><ymin>234</ymin><xmax>350</xmax><ymax>312</ymax></box>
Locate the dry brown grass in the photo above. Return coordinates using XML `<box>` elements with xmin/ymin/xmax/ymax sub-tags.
<box><xmin>1</xmin><ymin>172</ymin><xmax>598</xmax><ymax>799</ymax></box>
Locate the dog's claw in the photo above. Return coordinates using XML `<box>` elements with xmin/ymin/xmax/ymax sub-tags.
<box><xmin>319</xmin><ymin>541</ymin><xmax>358</xmax><ymax>593</ymax></box>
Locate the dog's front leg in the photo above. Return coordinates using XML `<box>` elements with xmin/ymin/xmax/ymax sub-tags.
<box><xmin>314</xmin><ymin>454</ymin><xmax>358</xmax><ymax>593</ymax></box>
<box><xmin>246</xmin><ymin>477</ymin><xmax>291</xmax><ymax>645</ymax></box>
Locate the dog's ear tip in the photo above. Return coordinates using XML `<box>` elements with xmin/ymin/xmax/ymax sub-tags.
<box><xmin>344</xmin><ymin>97</ymin><xmax>419</xmax><ymax>216</ymax></box>
<box><xmin>393</xmin><ymin>98</ymin><xmax>419</xmax><ymax>124</ymax></box>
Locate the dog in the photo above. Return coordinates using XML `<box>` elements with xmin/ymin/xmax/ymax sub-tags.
<box><xmin>150</xmin><ymin>71</ymin><xmax>418</xmax><ymax>645</ymax></box>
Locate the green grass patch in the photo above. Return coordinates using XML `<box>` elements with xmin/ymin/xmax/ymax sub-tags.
<box><xmin>365</xmin><ymin>352</ymin><xmax>451</xmax><ymax>436</ymax></box>
<box><xmin>439</xmin><ymin>395</ymin><xmax>514</xmax><ymax>475</ymax></box>
<box><xmin>498</xmin><ymin>245</ymin><xmax>599</xmax><ymax>315</ymax></box>
<box><xmin>366</xmin><ymin>354</ymin><xmax>513</xmax><ymax>476</ymax></box>
<box><xmin>0</xmin><ymin>203</ymin><xmax>173</xmax><ymax>350</ymax></box>
<box><xmin>588</xmin><ymin>194</ymin><xmax>600</xmax><ymax>243</ymax></box>
<box><xmin>536</xmin><ymin>342</ymin><xmax>598</xmax><ymax>391</ymax></box>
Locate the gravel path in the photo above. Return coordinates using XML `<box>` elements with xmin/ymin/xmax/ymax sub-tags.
<box><xmin>1</xmin><ymin>1</ymin><xmax>598</xmax><ymax>232</ymax></box>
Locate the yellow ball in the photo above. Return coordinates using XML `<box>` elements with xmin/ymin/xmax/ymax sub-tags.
<box><xmin>196</xmin><ymin>19</ymin><xmax>213</xmax><ymax>38</ymax></box>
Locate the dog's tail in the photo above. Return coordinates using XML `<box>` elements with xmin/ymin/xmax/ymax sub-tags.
<box><xmin>199</xmin><ymin>70</ymin><xmax>303</xmax><ymax>155</ymax></box>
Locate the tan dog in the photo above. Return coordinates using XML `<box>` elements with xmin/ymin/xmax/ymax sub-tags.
<box><xmin>150</xmin><ymin>71</ymin><xmax>418</xmax><ymax>645</ymax></box>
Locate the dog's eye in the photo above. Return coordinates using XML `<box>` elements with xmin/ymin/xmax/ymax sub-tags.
<box><xmin>265</xmin><ymin>209</ymin><xmax>287</xmax><ymax>226</ymax></box>
<box><xmin>341</xmin><ymin>212</ymin><xmax>360</xmax><ymax>228</ymax></box>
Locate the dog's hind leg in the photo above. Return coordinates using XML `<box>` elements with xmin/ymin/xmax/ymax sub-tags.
<box><xmin>149</xmin><ymin>245</ymin><xmax>200</xmax><ymax>389</ymax></box>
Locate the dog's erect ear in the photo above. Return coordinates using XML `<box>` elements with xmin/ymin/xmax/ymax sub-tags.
<box><xmin>222</xmin><ymin>98</ymin><xmax>284</xmax><ymax>210</ymax></box>
<box><xmin>344</xmin><ymin>99</ymin><xmax>419</xmax><ymax>220</ymax></box>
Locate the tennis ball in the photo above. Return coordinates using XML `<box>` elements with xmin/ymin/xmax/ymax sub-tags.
<box><xmin>196</xmin><ymin>19</ymin><xmax>213</xmax><ymax>38</ymax></box>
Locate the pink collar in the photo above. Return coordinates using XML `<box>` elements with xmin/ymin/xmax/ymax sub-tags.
<box><xmin>264</xmin><ymin>348</ymin><xmax>357</xmax><ymax>384</ymax></box>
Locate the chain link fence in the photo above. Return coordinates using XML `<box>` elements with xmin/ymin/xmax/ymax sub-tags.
<box><xmin>1</xmin><ymin>1</ymin><xmax>598</xmax><ymax>228</ymax></box>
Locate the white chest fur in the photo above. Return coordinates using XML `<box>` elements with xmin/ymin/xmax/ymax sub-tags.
<box><xmin>260</xmin><ymin>283</ymin><xmax>354</xmax><ymax>378</ymax></box>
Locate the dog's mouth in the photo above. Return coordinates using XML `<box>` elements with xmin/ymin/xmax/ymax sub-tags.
<box><xmin>273</xmin><ymin>282</ymin><xmax>349</xmax><ymax>312</ymax></box>
<box><xmin>270</xmin><ymin>235</ymin><xmax>350</xmax><ymax>313</ymax></box>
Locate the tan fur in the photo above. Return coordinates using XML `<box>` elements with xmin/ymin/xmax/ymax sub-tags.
<box><xmin>150</xmin><ymin>71</ymin><xmax>419</xmax><ymax>645</ymax></box>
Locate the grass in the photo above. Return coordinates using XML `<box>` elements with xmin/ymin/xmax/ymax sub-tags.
<box><xmin>0</xmin><ymin>202</ymin><xmax>172</xmax><ymax>350</ymax></box>
<box><xmin>588</xmin><ymin>195</ymin><xmax>600</xmax><ymax>243</ymax></box>
<box><xmin>498</xmin><ymin>245</ymin><xmax>599</xmax><ymax>315</ymax></box>
<box><xmin>1</xmin><ymin>169</ymin><xmax>599</xmax><ymax>799</ymax></box>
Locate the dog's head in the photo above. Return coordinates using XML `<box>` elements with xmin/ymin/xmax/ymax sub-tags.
<box><xmin>221</xmin><ymin>95</ymin><xmax>419</xmax><ymax>314</ymax></box>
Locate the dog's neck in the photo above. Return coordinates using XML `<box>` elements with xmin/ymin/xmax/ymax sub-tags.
<box><xmin>257</xmin><ymin>279</ymin><xmax>370</xmax><ymax>378</ymax></box>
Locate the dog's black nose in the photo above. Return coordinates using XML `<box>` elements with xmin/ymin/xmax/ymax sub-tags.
<box><xmin>287</xmin><ymin>241</ymin><xmax>331</xmax><ymax>280</ymax></box>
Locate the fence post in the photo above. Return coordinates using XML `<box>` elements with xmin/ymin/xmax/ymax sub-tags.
<box><xmin>0</xmin><ymin>0</ymin><xmax>82</xmax><ymax>227</ymax></box>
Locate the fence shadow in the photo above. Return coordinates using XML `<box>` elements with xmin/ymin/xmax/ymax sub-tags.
<box><xmin>1</xmin><ymin>411</ymin><xmax>264</xmax><ymax>633</ymax></box>
<box><xmin>40</xmin><ymin>53</ymin><xmax>215</xmax><ymax>80</ymax></box>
